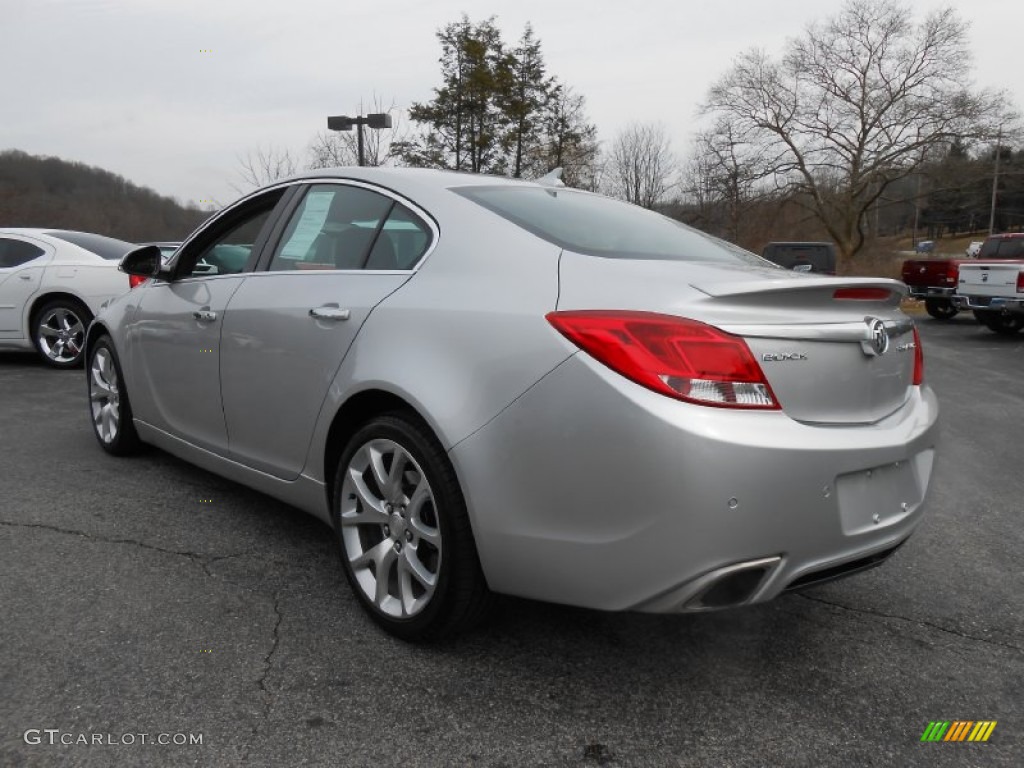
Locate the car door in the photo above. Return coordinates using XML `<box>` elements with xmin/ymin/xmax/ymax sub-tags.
<box><xmin>219</xmin><ymin>182</ymin><xmax>433</xmax><ymax>479</ymax></box>
<box><xmin>127</xmin><ymin>187</ymin><xmax>292</xmax><ymax>453</ymax></box>
<box><xmin>0</xmin><ymin>236</ymin><xmax>52</xmax><ymax>336</ymax></box>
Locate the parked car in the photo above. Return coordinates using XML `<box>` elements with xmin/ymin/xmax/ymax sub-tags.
<box><xmin>761</xmin><ymin>242</ymin><xmax>837</xmax><ymax>274</ymax></box>
<box><xmin>965</xmin><ymin>240</ymin><xmax>984</xmax><ymax>258</ymax></box>
<box><xmin>915</xmin><ymin>240</ymin><xmax>935</xmax><ymax>254</ymax></box>
<box><xmin>953</xmin><ymin>234</ymin><xmax>1024</xmax><ymax>334</ymax></box>
<box><xmin>0</xmin><ymin>229</ymin><xmax>136</xmax><ymax>367</ymax></box>
<box><xmin>86</xmin><ymin>168</ymin><xmax>939</xmax><ymax>640</ymax></box>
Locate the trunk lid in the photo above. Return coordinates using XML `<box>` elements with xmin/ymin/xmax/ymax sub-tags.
<box><xmin>557</xmin><ymin>252</ymin><xmax>916</xmax><ymax>425</ymax></box>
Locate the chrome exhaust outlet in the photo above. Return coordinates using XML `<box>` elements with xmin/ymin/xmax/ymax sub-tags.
<box><xmin>682</xmin><ymin>556</ymin><xmax>782</xmax><ymax>611</ymax></box>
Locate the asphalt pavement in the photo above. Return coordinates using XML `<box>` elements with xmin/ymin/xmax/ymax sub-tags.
<box><xmin>1</xmin><ymin>314</ymin><xmax>1021</xmax><ymax>767</ymax></box>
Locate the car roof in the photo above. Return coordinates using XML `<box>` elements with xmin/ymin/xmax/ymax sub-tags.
<box><xmin>287</xmin><ymin>166</ymin><xmax>538</xmax><ymax>188</ymax></box>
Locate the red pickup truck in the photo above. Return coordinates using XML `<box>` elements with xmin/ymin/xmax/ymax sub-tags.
<box><xmin>901</xmin><ymin>233</ymin><xmax>1024</xmax><ymax>319</ymax></box>
<box><xmin>900</xmin><ymin>258</ymin><xmax>966</xmax><ymax>318</ymax></box>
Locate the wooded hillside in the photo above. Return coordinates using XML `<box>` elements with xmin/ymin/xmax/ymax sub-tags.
<box><xmin>0</xmin><ymin>150</ymin><xmax>209</xmax><ymax>242</ymax></box>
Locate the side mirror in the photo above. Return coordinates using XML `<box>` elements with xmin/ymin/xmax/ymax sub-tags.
<box><xmin>120</xmin><ymin>245</ymin><xmax>167</xmax><ymax>280</ymax></box>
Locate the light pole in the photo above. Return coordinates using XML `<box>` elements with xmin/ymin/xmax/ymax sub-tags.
<box><xmin>989</xmin><ymin>128</ymin><xmax>1002</xmax><ymax>235</ymax></box>
<box><xmin>326</xmin><ymin>112</ymin><xmax>393</xmax><ymax>167</ymax></box>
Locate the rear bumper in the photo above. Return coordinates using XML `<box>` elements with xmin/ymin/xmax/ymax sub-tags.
<box><xmin>906</xmin><ymin>286</ymin><xmax>955</xmax><ymax>299</ymax></box>
<box><xmin>451</xmin><ymin>353</ymin><xmax>940</xmax><ymax>613</ymax></box>
<box><xmin>953</xmin><ymin>295</ymin><xmax>1024</xmax><ymax>313</ymax></box>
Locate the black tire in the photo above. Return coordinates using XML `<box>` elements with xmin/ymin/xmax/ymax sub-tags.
<box><xmin>332</xmin><ymin>412</ymin><xmax>492</xmax><ymax>641</ymax></box>
<box><xmin>979</xmin><ymin>313</ymin><xmax>1024</xmax><ymax>335</ymax></box>
<box><xmin>924</xmin><ymin>298</ymin><xmax>958</xmax><ymax>320</ymax></box>
<box><xmin>972</xmin><ymin>309</ymin><xmax>993</xmax><ymax>325</ymax></box>
<box><xmin>86</xmin><ymin>335</ymin><xmax>144</xmax><ymax>456</ymax></box>
<box><xmin>31</xmin><ymin>297</ymin><xmax>92</xmax><ymax>368</ymax></box>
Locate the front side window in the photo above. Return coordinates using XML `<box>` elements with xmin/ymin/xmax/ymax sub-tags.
<box><xmin>455</xmin><ymin>185</ymin><xmax>766</xmax><ymax>265</ymax></box>
<box><xmin>0</xmin><ymin>238</ymin><xmax>46</xmax><ymax>268</ymax></box>
<box><xmin>176</xmin><ymin>191</ymin><xmax>284</xmax><ymax>278</ymax></box>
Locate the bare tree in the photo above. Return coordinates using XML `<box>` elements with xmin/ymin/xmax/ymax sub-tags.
<box><xmin>232</xmin><ymin>145</ymin><xmax>298</xmax><ymax>193</ymax></box>
<box><xmin>533</xmin><ymin>85</ymin><xmax>601</xmax><ymax>190</ymax></box>
<box><xmin>683</xmin><ymin>118</ymin><xmax>777</xmax><ymax>241</ymax></box>
<box><xmin>606</xmin><ymin>122</ymin><xmax>676</xmax><ymax>208</ymax></box>
<box><xmin>308</xmin><ymin>97</ymin><xmax>406</xmax><ymax>169</ymax></box>
<box><xmin>702</xmin><ymin>0</ymin><xmax>1014</xmax><ymax>260</ymax></box>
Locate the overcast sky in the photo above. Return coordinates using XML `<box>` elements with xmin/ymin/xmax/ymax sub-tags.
<box><xmin>3</xmin><ymin>0</ymin><xmax>1020</xmax><ymax>207</ymax></box>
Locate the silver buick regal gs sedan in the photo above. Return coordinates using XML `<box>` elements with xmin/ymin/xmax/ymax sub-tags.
<box><xmin>85</xmin><ymin>167</ymin><xmax>939</xmax><ymax>640</ymax></box>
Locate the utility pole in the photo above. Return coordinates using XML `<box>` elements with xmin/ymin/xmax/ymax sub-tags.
<box><xmin>989</xmin><ymin>128</ymin><xmax>1002</xmax><ymax>235</ymax></box>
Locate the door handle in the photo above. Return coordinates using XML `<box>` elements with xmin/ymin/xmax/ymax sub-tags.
<box><xmin>309</xmin><ymin>307</ymin><xmax>351</xmax><ymax>321</ymax></box>
<box><xmin>192</xmin><ymin>310</ymin><xmax>217</xmax><ymax>322</ymax></box>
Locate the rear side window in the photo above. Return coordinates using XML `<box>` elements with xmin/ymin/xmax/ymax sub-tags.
<box><xmin>269</xmin><ymin>185</ymin><xmax>430</xmax><ymax>271</ymax></box>
<box><xmin>43</xmin><ymin>230</ymin><xmax>135</xmax><ymax>260</ymax></box>
<box><xmin>270</xmin><ymin>185</ymin><xmax>393</xmax><ymax>271</ymax></box>
<box><xmin>0</xmin><ymin>238</ymin><xmax>46</xmax><ymax>268</ymax></box>
<box><xmin>979</xmin><ymin>237</ymin><xmax>1024</xmax><ymax>259</ymax></box>
<box><xmin>454</xmin><ymin>186</ymin><xmax>765</xmax><ymax>265</ymax></box>
<box><xmin>368</xmin><ymin>204</ymin><xmax>432</xmax><ymax>270</ymax></box>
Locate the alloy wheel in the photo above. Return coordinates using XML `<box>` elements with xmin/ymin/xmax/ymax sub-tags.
<box><xmin>37</xmin><ymin>306</ymin><xmax>86</xmax><ymax>364</ymax></box>
<box><xmin>339</xmin><ymin>439</ymin><xmax>442</xmax><ymax>618</ymax></box>
<box><xmin>89</xmin><ymin>347</ymin><xmax>120</xmax><ymax>444</ymax></box>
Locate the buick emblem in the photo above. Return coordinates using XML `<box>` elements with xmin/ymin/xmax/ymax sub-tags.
<box><xmin>864</xmin><ymin>317</ymin><xmax>889</xmax><ymax>356</ymax></box>
<box><xmin>981</xmin><ymin>272</ymin><xmax>989</xmax><ymax>282</ymax></box>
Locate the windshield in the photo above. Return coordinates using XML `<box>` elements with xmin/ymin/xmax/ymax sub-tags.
<box><xmin>454</xmin><ymin>186</ymin><xmax>769</xmax><ymax>266</ymax></box>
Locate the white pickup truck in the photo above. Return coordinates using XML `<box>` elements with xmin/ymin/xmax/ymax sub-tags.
<box><xmin>956</xmin><ymin>261</ymin><xmax>1024</xmax><ymax>335</ymax></box>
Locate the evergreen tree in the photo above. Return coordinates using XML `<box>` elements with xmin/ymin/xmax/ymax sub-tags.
<box><xmin>398</xmin><ymin>17</ymin><xmax>600</xmax><ymax>186</ymax></box>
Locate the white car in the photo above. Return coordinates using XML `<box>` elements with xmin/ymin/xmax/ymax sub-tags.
<box><xmin>965</xmin><ymin>240</ymin><xmax>984</xmax><ymax>258</ymax></box>
<box><xmin>0</xmin><ymin>229</ymin><xmax>137</xmax><ymax>367</ymax></box>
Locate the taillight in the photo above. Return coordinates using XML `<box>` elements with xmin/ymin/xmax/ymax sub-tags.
<box><xmin>128</xmin><ymin>274</ymin><xmax>147</xmax><ymax>289</ymax></box>
<box><xmin>1017</xmin><ymin>272</ymin><xmax>1024</xmax><ymax>294</ymax></box>
<box><xmin>546</xmin><ymin>311</ymin><xmax>779</xmax><ymax>409</ymax></box>
<box><xmin>945</xmin><ymin>264</ymin><xmax>959</xmax><ymax>285</ymax></box>
<box><xmin>834</xmin><ymin>287</ymin><xmax>893</xmax><ymax>301</ymax></box>
<box><xmin>912</xmin><ymin>326</ymin><xmax>924</xmax><ymax>385</ymax></box>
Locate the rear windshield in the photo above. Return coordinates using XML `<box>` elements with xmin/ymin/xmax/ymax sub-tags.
<box><xmin>44</xmin><ymin>230</ymin><xmax>136</xmax><ymax>260</ymax></box>
<box><xmin>978</xmin><ymin>237</ymin><xmax>1024</xmax><ymax>259</ymax></box>
<box><xmin>454</xmin><ymin>186</ymin><xmax>768</xmax><ymax>266</ymax></box>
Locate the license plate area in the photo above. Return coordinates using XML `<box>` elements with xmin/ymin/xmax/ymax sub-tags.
<box><xmin>836</xmin><ymin>460</ymin><xmax>922</xmax><ymax>535</ymax></box>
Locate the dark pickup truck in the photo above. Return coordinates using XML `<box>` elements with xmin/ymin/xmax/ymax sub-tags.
<box><xmin>901</xmin><ymin>234</ymin><xmax>1024</xmax><ymax>319</ymax></box>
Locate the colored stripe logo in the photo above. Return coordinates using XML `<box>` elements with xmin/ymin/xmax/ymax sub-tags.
<box><xmin>921</xmin><ymin>721</ymin><xmax>997</xmax><ymax>742</ymax></box>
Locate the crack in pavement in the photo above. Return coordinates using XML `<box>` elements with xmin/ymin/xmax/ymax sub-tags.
<box><xmin>0</xmin><ymin>519</ymin><xmax>217</xmax><ymax>560</ymax></box>
<box><xmin>242</xmin><ymin>590</ymin><xmax>284</xmax><ymax>764</ymax></box>
<box><xmin>4</xmin><ymin>517</ymin><xmax>291</xmax><ymax>762</ymax></box>
<box><xmin>796</xmin><ymin>592</ymin><xmax>1023</xmax><ymax>654</ymax></box>
<box><xmin>0</xmin><ymin>518</ymin><xmax>268</xmax><ymax>579</ymax></box>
